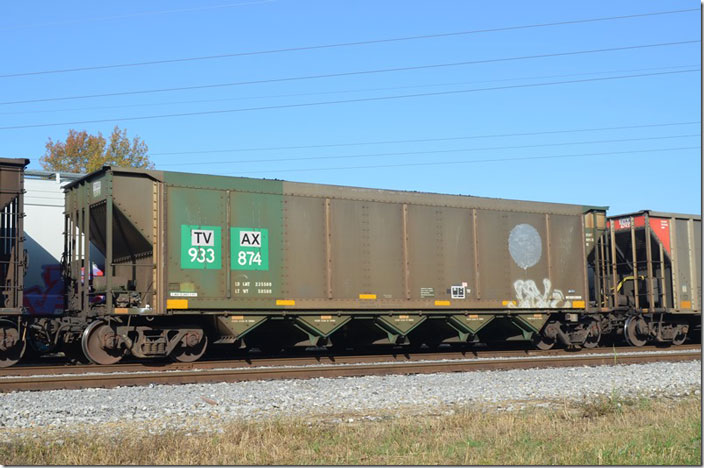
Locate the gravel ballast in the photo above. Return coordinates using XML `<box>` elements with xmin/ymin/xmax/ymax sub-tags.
<box><xmin>0</xmin><ymin>361</ymin><xmax>700</xmax><ymax>436</ymax></box>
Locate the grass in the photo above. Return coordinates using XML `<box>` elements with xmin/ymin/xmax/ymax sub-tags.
<box><xmin>1</xmin><ymin>394</ymin><xmax>700</xmax><ymax>465</ymax></box>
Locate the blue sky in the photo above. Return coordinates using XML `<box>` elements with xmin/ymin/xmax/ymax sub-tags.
<box><xmin>1</xmin><ymin>0</ymin><xmax>700</xmax><ymax>215</ymax></box>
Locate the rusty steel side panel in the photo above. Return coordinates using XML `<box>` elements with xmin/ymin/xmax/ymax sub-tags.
<box><xmin>111</xmin><ymin>174</ymin><xmax>158</xmax><ymax>245</ymax></box>
<box><xmin>109</xmin><ymin>173</ymin><xmax>159</xmax><ymax>312</ymax></box>
<box><xmin>62</xmin><ymin>167</ymin><xmax>165</xmax><ymax>315</ymax></box>
<box><xmin>405</xmin><ymin>205</ymin><xmax>475</xmax><ymax>302</ymax></box>
<box><xmin>282</xmin><ymin>196</ymin><xmax>327</xmax><ymax>299</ymax></box>
<box><xmin>156</xmin><ymin>171</ymin><xmax>592</xmax><ymax>313</ymax></box>
<box><xmin>278</xmin><ymin>181</ymin><xmax>589</xmax><ymax>311</ymax></box>
<box><xmin>328</xmin><ymin>198</ymin><xmax>404</xmax><ymax>301</ymax></box>
<box><xmin>71</xmin><ymin>167</ymin><xmax>596</xmax><ymax>315</ymax></box>
<box><xmin>0</xmin><ymin>158</ymin><xmax>28</xmax><ymax>210</ymax></box>
<box><xmin>285</xmin><ymin>180</ymin><xmax>589</xmax><ymax>216</ymax></box>
<box><xmin>0</xmin><ymin>158</ymin><xmax>28</xmax><ymax>314</ymax></box>
<box><xmin>472</xmin><ymin>210</ymin><xmax>585</xmax><ymax>308</ymax></box>
<box><xmin>548</xmin><ymin>214</ymin><xmax>587</xmax><ymax>305</ymax></box>
<box><xmin>695</xmin><ymin>220</ymin><xmax>702</xmax><ymax>312</ymax></box>
<box><xmin>327</xmin><ymin>198</ymin><xmax>368</xmax><ymax>300</ymax></box>
<box><xmin>672</xmin><ymin>216</ymin><xmax>701</xmax><ymax>313</ymax></box>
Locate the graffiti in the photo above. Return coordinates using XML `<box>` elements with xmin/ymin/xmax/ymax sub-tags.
<box><xmin>24</xmin><ymin>262</ymin><xmax>104</xmax><ymax>315</ymax></box>
<box><xmin>509</xmin><ymin>278</ymin><xmax>571</xmax><ymax>309</ymax></box>
<box><xmin>81</xmin><ymin>263</ymin><xmax>104</xmax><ymax>283</ymax></box>
<box><xmin>24</xmin><ymin>265</ymin><xmax>64</xmax><ymax>315</ymax></box>
<box><xmin>508</xmin><ymin>224</ymin><xmax>542</xmax><ymax>270</ymax></box>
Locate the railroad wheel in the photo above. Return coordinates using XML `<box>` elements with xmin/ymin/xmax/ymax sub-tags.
<box><xmin>0</xmin><ymin>321</ymin><xmax>26</xmax><ymax>367</ymax></box>
<box><xmin>532</xmin><ymin>332</ymin><xmax>555</xmax><ymax>350</ymax></box>
<box><xmin>623</xmin><ymin>316</ymin><xmax>648</xmax><ymax>347</ymax></box>
<box><xmin>81</xmin><ymin>321</ymin><xmax>125</xmax><ymax>365</ymax></box>
<box><xmin>582</xmin><ymin>319</ymin><xmax>601</xmax><ymax>349</ymax></box>
<box><xmin>170</xmin><ymin>331</ymin><xmax>208</xmax><ymax>362</ymax></box>
<box><xmin>672</xmin><ymin>325</ymin><xmax>688</xmax><ymax>346</ymax></box>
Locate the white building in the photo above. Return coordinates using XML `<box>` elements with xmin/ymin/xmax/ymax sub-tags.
<box><xmin>23</xmin><ymin>170</ymin><xmax>82</xmax><ymax>315</ymax></box>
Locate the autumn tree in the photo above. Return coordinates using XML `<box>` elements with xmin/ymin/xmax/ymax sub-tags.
<box><xmin>40</xmin><ymin>126</ymin><xmax>153</xmax><ymax>173</ymax></box>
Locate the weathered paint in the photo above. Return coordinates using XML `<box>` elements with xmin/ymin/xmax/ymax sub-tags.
<box><xmin>0</xmin><ymin>159</ymin><xmax>29</xmax><ymax>315</ymax></box>
<box><xmin>603</xmin><ymin>210</ymin><xmax>701</xmax><ymax>314</ymax></box>
<box><xmin>514</xmin><ymin>313</ymin><xmax>550</xmax><ymax>333</ymax></box>
<box><xmin>63</xmin><ymin>166</ymin><xmax>604</xmax><ymax>316</ymax></box>
<box><xmin>448</xmin><ymin>314</ymin><xmax>495</xmax><ymax>335</ymax></box>
<box><xmin>163</xmin><ymin>171</ymin><xmax>284</xmax><ymax>311</ymax></box>
<box><xmin>215</xmin><ymin>315</ymin><xmax>267</xmax><ymax>339</ymax></box>
<box><xmin>608</xmin><ymin>213</ymin><xmax>673</xmax><ymax>255</ymax></box>
<box><xmin>376</xmin><ymin>314</ymin><xmax>427</xmax><ymax>336</ymax></box>
<box><xmin>296</xmin><ymin>315</ymin><xmax>351</xmax><ymax>338</ymax></box>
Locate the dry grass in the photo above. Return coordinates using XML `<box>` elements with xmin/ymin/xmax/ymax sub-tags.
<box><xmin>1</xmin><ymin>394</ymin><xmax>700</xmax><ymax>465</ymax></box>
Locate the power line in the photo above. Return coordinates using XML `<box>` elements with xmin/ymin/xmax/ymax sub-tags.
<box><xmin>0</xmin><ymin>69</ymin><xmax>697</xmax><ymax>131</ymax></box>
<box><xmin>2</xmin><ymin>64</ymin><xmax>696</xmax><ymax>116</ymax></box>
<box><xmin>1</xmin><ymin>40</ymin><xmax>697</xmax><ymax>106</ymax></box>
<box><xmin>226</xmin><ymin>146</ymin><xmax>699</xmax><ymax>175</ymax></box>
<box><xmin>150</xmin><ymin>121</ymin><xmax>701</xmax><ymax>156</ymax></box>
<box><xmin>159</xmin><ymin>134</ymin><xmax>700</xmax><ymax>166</ymax></box>
<box><xmin>0</xmin><ymin>7</ymin><xmax>696</xmax><ymax>78</ymax></box>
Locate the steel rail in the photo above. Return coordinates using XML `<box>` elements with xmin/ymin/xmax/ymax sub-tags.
<box><xmin>0</xmin><ymin>346</ymin><xmax>699</xmax><ymax>392</ymax></box>
<box><xmin>5</xmin><ymin>344</ymin><xmax>699</xmax><ymax>377</ymax></box>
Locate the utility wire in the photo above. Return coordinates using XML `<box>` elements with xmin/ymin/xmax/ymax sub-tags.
<box><xmin>160</xmin><ymin>134</ymin><xmax>700</xmax><ymax>166</ymax></box>
<box><xmin>228</xmin><ymin>146</ymin><xmax>699</xmax><ymax>175</ymax></box>
<box><xmin>150</xmin><ymin>121</ymin><xmax>702</xmax><ymax>156</ymax></box>
<box><xmin>0</xmin><ymin>7</ymin><xmax>696</xmax><ymax>78</ymax></box>
<box><xmin>1</xmin><ymin>40</ymin><xmax>697</xmax><ymax>106</ymax></box>
<box><xmin>0</xmin><ymin>63</ymin><xmax>697</xmax><ymax>116</ymax></box>
<box><xmin>0</xmin><ymin>69</ymin><xmax>697</xmax><ymax>131</ymax></box>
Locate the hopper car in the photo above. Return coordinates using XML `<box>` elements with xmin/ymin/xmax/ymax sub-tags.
<box><xmin>0</xmin><ymin>158</ymin><xmax>28</xmax><ymax>366</ymax></box>
<box><xmin>0</xmin><ymin>158</ymin><xmax>700</xmax><ymax>366</ymax></box>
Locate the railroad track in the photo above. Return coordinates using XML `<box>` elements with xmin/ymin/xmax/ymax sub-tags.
<box><xmin>0</xmin><ymin>345</ymin><xmax>699</xmax><ymax>392</ymax></box>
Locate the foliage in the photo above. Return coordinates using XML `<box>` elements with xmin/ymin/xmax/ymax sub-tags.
<box><xmin>40</xmin><ymin>126</ymin><xmax>153</xmax><ymax>173</ymax></box>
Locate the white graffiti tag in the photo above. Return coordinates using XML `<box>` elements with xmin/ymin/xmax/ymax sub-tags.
<box><xmin>509</xmin><ymin>278</ymin><xmax>571</xmax><ymax>308</ymax></box>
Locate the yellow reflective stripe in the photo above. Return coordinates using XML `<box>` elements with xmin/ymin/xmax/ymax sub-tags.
<box><xmin>166</xmin><ymin>299</ymin><xmax>188</xmax><ymax>309</ymax></box>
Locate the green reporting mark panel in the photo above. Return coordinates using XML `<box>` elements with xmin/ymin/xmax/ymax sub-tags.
<box><xmin>231</xmin><ymin>227</ymin><xmax>268</xmax><ymax>271</ymax></box>
<box><xmin>181</xmin><ymin>224</ymin><xmax>222</xmax><ymax>269</ymax></box>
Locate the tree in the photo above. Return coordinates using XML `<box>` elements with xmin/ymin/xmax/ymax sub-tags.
<box><xmin>40</xmin><ymin>126</ymin><xmax>153</xmax><ymax>173</ymax></box>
